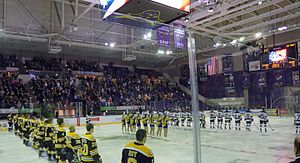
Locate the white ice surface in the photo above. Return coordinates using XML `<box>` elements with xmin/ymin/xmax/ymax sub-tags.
<box><xmin>0</xmin><ymin>116</ymin><xmax>296</xmax><ymax>163</ymax></box>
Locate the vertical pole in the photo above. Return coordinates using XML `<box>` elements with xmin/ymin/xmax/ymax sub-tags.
<box><xmin>61</xmin><ymin>0</ymin><xmax>65</xmax><ymax>31</ymax></box>
<box><xmin>188</xmin><ymin>31</ymin><xmax>201</xmax><ymax>163</ymax></box>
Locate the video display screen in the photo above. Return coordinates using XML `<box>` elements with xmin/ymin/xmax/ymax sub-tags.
<box><xmin>269</xmin><ymin>49</ymin><xmax>287</xmax><ymax>62</ymax></box>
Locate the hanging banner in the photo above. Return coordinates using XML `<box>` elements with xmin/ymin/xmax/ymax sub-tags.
<box><xmin>174</xmin><ymin>28</ymin><xmax>186</xmax><ymax>49</ymax></box>
<box><xmin>198</xmin><ymin>65</ymin><xmax>207</xmax><ymax>81</ymax></box>
<box><xmin>224</xmin><ymin>73</ymin><xmax>235</xmax><ymax>96</ymax></box>
<box><xmin>157</xmin><ymin>26</ymin><xmax>171</xmax><ymax>48</ymax></box>
<box><xmin>293</xmin><ymin>71</ymin><xmax>300</xmax><ymax>86</ymax></box>
<box><xmin>242</xmin><ymin>73</ymin><xmax>250</xmax><ymax>88</ymax></box>
<box><xmin>243</xmin><ymin>53</ymin><xmax>249</xmax><ymax>71</ymax></box>
<box><xmin>257</xmin><ymin>71</ymin><xmax>267</xmax><ymax>87</ymax></box>
<box><xmin>222</xmin><ymin>55</ymin><xmax>233</xmax><ymax>72</ymax></box>
<box><xmin>274</xmin><ymin>70</ymin><xmax>284</xmax><ymax>87</ymax></box>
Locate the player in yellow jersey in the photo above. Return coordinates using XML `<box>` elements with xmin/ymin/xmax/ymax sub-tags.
<box><xmin>81</xmin><ymin>123</ymin><xmax>102</xmax><ymax>163</ymax></box>
<box><xmin>7</xmin><ymin>113</ymin><xmax>13</xmax><ymax>132</ymax></box>
<box><xmin>54</xmin><ymin>118</ymin><xmax>67</xmax><ymax>163</ymax></box>
<box><xmin>156</xmin><ymin>114</ymin><xmax>163</xmax><ymax>137</ymax></box>
<box><xmin>45</xmin><ymin>119</ymin><xmax>55</xmax><ymax>161</ymax></box>
<box><xmin>121</xmin><ymin>129</ymin><xmax>154</xmax><ymax>163</ymax></box>
<box><xmin>13</xmin><ymin>114</ymin><xmax>19</xmax><ymax>135</ymax></box>
<box><xmin>132</xmin><ymin>114</ymin><xmax>137</xmax><ymax>133</ymax></box>
<box><xmin>22</xmin><ymin>114</ymin><xmax>31</xmax><ymax>146</ymax></box>
<box><xmin>142</xmin><ymin>114</ymin><xmax>149</xmax><ymax>133</ymax></box>
<box><xmin>149</xmin><ymin>114</ymin><xmax>155</xmax><ymax>136</ymax></box>
<box><xmin>162</xmin><ymin>115</ymin><xmax>170</xmax><ymax>139</ymax></box>
<box><xmin>37</xmin><ymin>116</ymin><xmax>46</xmax><ymax>157</ymax></box>
<box><xmin>121</xmin><ymin>114</ymin><xmax>126</xmax><ymax>133</ymax></box>
<box><xmin>126</xmin><ymin>113</ymin><xmax>131</xmax><ymax>133</ymax></box>
<box><xmin>136</xmin><ymin>114</ymin><xmax>142</xmax><ymax>130</ymax></box>
<box><xmin>30</xmin><ymin>116</ymin><xmax>38</xmax><ymax>149</ymax></box>
<box><xmin>66</xmin><ymin>126</ymin><xmax>82</xmax><ymax>163</ymax></box>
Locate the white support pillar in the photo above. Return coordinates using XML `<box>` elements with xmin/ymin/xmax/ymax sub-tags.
<box><xmin>188</xmin><ymin>30</ymin><xmax>201</xmax><ymax>163</ymax></box>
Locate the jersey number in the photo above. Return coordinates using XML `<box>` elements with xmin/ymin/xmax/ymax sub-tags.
<box><xmin>127</xmin><ymin>158</ymin><xmax>137</xmax><ymax>163</ymax></box>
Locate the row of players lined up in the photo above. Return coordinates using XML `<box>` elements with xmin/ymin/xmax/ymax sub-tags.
<box><xmin>7</xmin><ymin>114</ymin><xmax>155</xmax><ymax>163</ymax></box>
<box><xmin>121</xmin><ymin>109</ymin><xmax>271</xmax><ymax>134</ymax></box>
<box><xmin>7</xmin><ymin>114</ymin><xmax>102</xmax><ymax>163</ymax></box>
<box><xmin>121</xmin><ymin>112</ymin><xmax>171</xmax><ymax>139</ymax></box>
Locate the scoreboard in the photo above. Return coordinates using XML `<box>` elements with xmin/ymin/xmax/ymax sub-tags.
<box><xmin>262</xmin><ymin>42</ymin><xmax>298</xmax><ymax>70</ymax></box>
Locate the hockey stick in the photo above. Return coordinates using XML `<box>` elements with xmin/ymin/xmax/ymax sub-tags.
<box><xmin>268</xmin><ymin>122</ymin><xmax>275</xmax><ymax>131</ymax></box>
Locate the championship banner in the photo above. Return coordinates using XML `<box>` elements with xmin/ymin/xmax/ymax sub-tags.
<box><xmin>157</xmin><ymin>26</ymin><xmax>171</xmax><ymax>48</ymax></box>
<box><xmin>242</xmin><ymin>53</ymin><xmax>249</xmax><ymax>71</ymax></box>
<box><xmin>198</xmin><ymin>65</ymin><xmax>207</xmax><ymax>81</ymax></box>
<box><xmin>224</xmin><ymin>73</ymin><xmax>235</xmax><ymax>96</ymax></box>
<box><xmin>249</xmin><ymin>60</ymin><xmax>261</xmax><ymax>72</ymax></box>
<box><xmin>293</xmin><ymin>71</ymin><xmax>300</xmax><ymax>86</ymax></box>
<box><xmin>174</xmin><ymin>28</ymin><xmax>186</xmax><ymax>49</ymax></box>
<box><xmin>257</xmin><ymin>71</ymin><xmax>267</xmax><ymax>87</ymax></box>
<box><xmin>222</xmin><ymin>55</ymin><xmax>233</xmax><ymax>72</ymax></box>
<box><xmin>242</xmin><ymin>73</ymin><xmax>250</xmax><ymax>88</ymax></box>
<box><xmin>274</xmin><ymin>70</ymin><xmax>284</xmax><ymax>87</ymax></box>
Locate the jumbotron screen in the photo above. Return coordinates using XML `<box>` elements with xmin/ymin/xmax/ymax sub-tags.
<box><xmin>101</xmin><ymin>0</ymin><xmax>190</xmax><ymax>19</ymax></box>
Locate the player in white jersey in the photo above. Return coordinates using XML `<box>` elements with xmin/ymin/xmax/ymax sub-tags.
<box><xmin>258</xmin><ymin>109</ymin><xmax>268</xmax><ymax>132</ymax></box>
<box><xmin>244</xmin><ymin>110</ymin><xmax>253</xmax><ymax>131</ymax></box>
<box><xmin>199</xmin><ymin>111</ymin><xmax>206</xmax><ymax>128</ymax></box>
<box><xmin>233</xmin><ymin>110</ymin><xmax>242</xmax><ymax>130</ymax></box>
<box><xmin>294</xmin><ymin>112</ymin><xmax>300</xmax><ymax>134</ymax></box>
<box><xmin>209</xmin><ymin>110</ymin><xmax>216</xmax><ymax>129</ymax></box>
<box><xmin>217</xmin><ymin>110</ymin><xmax>224</xmax><ymax>129</ymax></box>
<box><xmin>224</xmin><ymin>109</ymin><xmax>232</xmax><ymax>130</ymax></box>
<box><xmin>186</xmin><ymin>113</ymin><xmax>193</xmax><ymax>127</ymax></box>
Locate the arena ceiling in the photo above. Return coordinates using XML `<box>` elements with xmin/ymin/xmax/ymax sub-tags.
<box><xmin>0</xmin><ymin>0</ymin><xmax>299</xmax><ymax>67</ymax></box>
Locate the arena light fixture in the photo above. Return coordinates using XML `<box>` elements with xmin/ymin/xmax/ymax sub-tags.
<box><xmin>105</xmin><ymin>43</ymin><xmax>109</xmax><ymax>46</ymax></box>
<box><xmin>231</xmin><ymin>40</ymin><xmax>237</xmax><ymax>45</ymax></box>
<box><xmin>278</xmin><ymin>26</ymin><xmax>288</xmax><ymax>31</ymax></box>
<box><xmin>255</xmin><ymin>32</ymin><xmax>262</xmax><ymax>38</ymax></box>
<box><xmin>109</xmin><ymin>43</ymin><xmax>115</xmax><ymax>48</ymax></box>
<box><xmin>258</xmin><ymin>1</ymin><xmax>263</xmax><ymax>5</ymax></box>
<box><xmin>239</xmin><ymin>37</ymin><xmax>245</xmax><ymax>42</ymax></box>
<box><xmin>166</xmin><ymin>50</ymin><xmax>173</xmax><ymax>55</ymax></box>
<box><xmin>208</xmin><ymin>7</ymin><xmax>214</xmax><ymax>13</ymax></box>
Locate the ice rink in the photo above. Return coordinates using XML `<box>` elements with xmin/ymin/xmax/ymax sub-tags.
<box><xmin>0</xmin><ymin>116</ymin><xmax>296</xmax><ymax>163</ymax></box>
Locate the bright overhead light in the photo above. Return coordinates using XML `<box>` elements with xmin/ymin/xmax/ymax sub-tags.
<box><xmin>258</xmin><ymin>1</ymin><xmax>263</xmax><ymax>5</ymax></box>
<box><xmin>255</xmin><ymin>32</ymin><xmax>262</xmax><ymax>38</ymax></box>
<box><xmin>109</xmin><ymin>43</ymin><xmax>115</xmax><ymax>47</ymax></box>
<box><xmin>143</xmin><ymin>35</ymin><xmax>148</xmax><ymax>39</ymax></box>
<box><xmin>239</xmin><ymin>37</ymin><xmax>245</xmax><ymax>42</ymax></box>
<box><xmin>105</xmin><ymin>43</ymin><xmax>108</xmax><ymax>46</ymax></box>
<box><xmin>166</xmin><ymin>50</ymin><xmax>173</xmax><ymax>55</ymax></box>
<box><xmin>278</xmin><ymin>26</ymin><xmax>288</xmax><ymax>31</ymax></box>
<box><xmin>147</xmin><ymin>32</ymin><xmax>152</xmax><ymax>38</ymax></box>
<box><xmin>208</xmin><ymin>8</ymin><xmax>214</xmax><ymax>13</ymax></box>
<box><xmin>231</xmin><ymin>40</ymin><xmax>237</xmax><ymax>44</ymax></box>
<box><xmin>223</xmin><ymin>44</ymin><xmax>227</xmax><ymax>47</ymax></box>
<box><xmin>157</xmin><ymin>50</ymin><xmax>165</xmax><ymax>55</ymax></box>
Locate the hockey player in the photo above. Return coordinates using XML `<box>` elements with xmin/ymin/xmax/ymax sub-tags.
<box><xmin>81</xmin><ymin>123</ymin><xmax>102</xmax><ymax>163</ymax></box>
<box><xmin>54</xmin><ymin>118</ymin><xmax>67</xmax><ymax>163</ymax></box>
<box><xmin>17</xmin><ymin>114</ymin><xmax>24</xmax><ymax>137</ymax></box>
<box><xmin>121</xmin><ymin>129</ymin><xmax>154</xmax><ymax>163</ymax></box>
<box><xmin>149</xmin><ymin>114</ymin><xmax>155</xmax><ymax>136</ymax></box>
<box><xmin>209</xmin><ymin>110</ymin><xmax>216</xmax><ymax>129</ymax></box>
<box><xmin>45</xmin><ymin>119</ymin><xmax>55</xmax><ymax>161</ymax></box>
<box><xmin>156</xmin><ymin>114</ymin><xmax>163</xmax><ymax>137</ymax></box>
<box><xmin>142</xmin><ymin>114</ymin><xmax>149</xmax><ymax>133</ymax></box>
<box><xmin>66</xmin><ymin>126</ymin><xmax>82</xmax><ymax>163</ymax></box>
<box><xmin>36</xmin><ymin>116</ymin><xmax>46</xmax><ymax>157</ymax></box>
<box><xmin>162</xmin><ymin>115</ymin><xmax>170</xmax><ymax>139</ymax></box>
<box><xmin>13</xmin><ymin>114</ymin><xmax>19</xmax><ymax>135</ymax></box>
<box><xmin>244</xmin><ymin>110</ymin><xmax>254</xmax><ymax>131</ymax></box>
<box><xmin>217</xmin><ymin>110</ymin><xmax>224</xmax><ymax>129</ymax></box>
<box><xmin>7</xmin><ymin>113</ymin><xmax>13</xmax><ymax>132</ymax></box>
<box><xmin>136</xmin><ymin>114</ymin><xmax>142</xmax><ymax>130</ymax></box>
<box><xmin>199</xmin><ymin>111</ymin><xmax>206</xmax><ymax>128</ymax></box>
<box><xmin>294</xmin><ymin>112</ymin><xmax>300</xmax><ymax>134</ymax></box>
<box><xmin>258</xmin><ymin>109</ymin><xmax>268</xmax><ymax>132</ymax></box>
<box><xmin>121</xmin><ymin>114</ymin><xmax>126</xmax><ymax>133</ymax></box>
<box><xmin>126</xmin><ymin>113</ymin><xmax>131</xmax><ymax>133</ymax></box>
<box><xmin>186</xmin><ymin>113</ymin><xmax>193</xmax><ymax>127</ymax></box>
<box><xmin>233</xmin><ymin>110</ymin><xmax>242</xmax><ymax>130</ymax></box>
<box><xmin>224</xmin><ymin>109</ymin><xmax>232</xmax><ymax>130</ymax></box>
<box><xmin>30</xmin><ymin>116</ymin><xmax>38</xmax><ymax>149</ymax></box>
<box><xmin>22</xmin><ymin>114</ymin><xmax>31</xmax><ymax>146</ymax></box>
